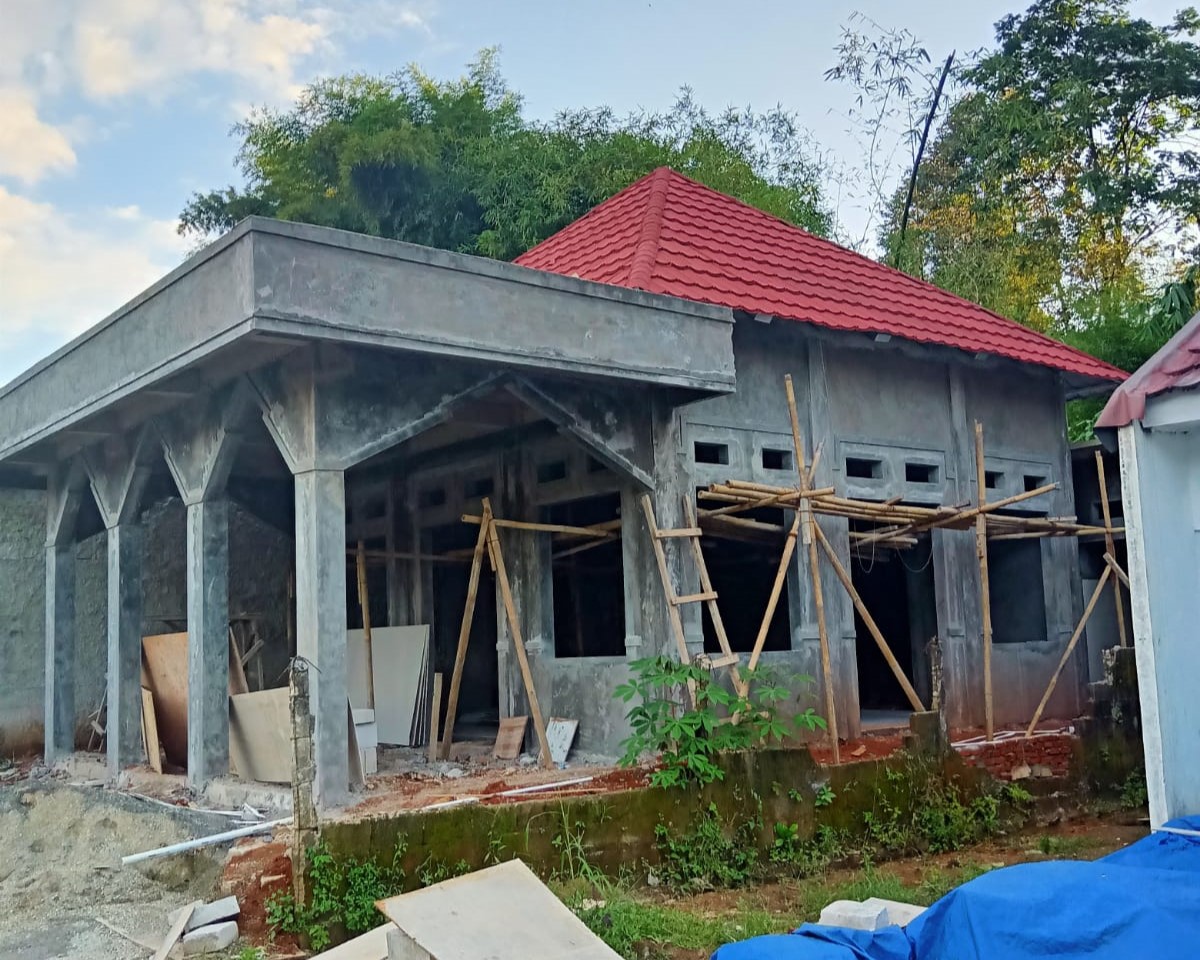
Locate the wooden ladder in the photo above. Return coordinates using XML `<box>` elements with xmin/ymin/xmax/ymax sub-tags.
<box><xmin>640</xmin><ymin>493</ymin><xmax>749</xmax><ymax>700</ymax></box>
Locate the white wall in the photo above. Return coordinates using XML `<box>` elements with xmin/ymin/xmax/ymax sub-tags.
<box><xmin>1121</xmin><ymin>417</ymin><xmax>1200</xmax><ymax>826</ymax></box>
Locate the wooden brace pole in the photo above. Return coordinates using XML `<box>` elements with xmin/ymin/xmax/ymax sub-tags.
<box><xmin>1026</xmin><ymin>564</ymin><xmax>1113</xmax><ymax>737</ymax></box>
<box><xmin>813</xmin><ymin>523</ymin><xmax>927</xmax><ymax>713</ymax></box>
<box><xmin>974</xmin><ymin>421</ymin><xmax>994</xmax><ymax>741</ymax></box>
<box><xmin>785</xmin><ymin>373</ymin><xmax>839</xmax><ymax>762</ymax></box>
<box><xmin>484</xmin><ymin>498</ymin><xmax>553</xmax><ymax>769</ymax></box>
<box><xmin>1104</xmin><ymin>552</ymin><xmax>1131</xmax><ymax>590</ymax></box>
<box><xmin>355</xmin><ymin>540</ymin><xmax>375</xmax><ymax>709</ymax></box>
<box><xmin>747</xmin><ymin>510</ymin><xmax>800</xmax><ymax>672</ymax></box>
<box><xmin>438</xmin><ymin>505</ymin><xmax>491</xmax><ymax>760</ymax></box>
<box><xmin>1095</xmin><ymin>450</ymin><xmax>1128</xmax><ymax>648</ymax></box>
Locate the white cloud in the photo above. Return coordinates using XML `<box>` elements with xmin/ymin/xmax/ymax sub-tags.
<box><xmin>0</xmin><ymin>186</ymin><xmax>193</xmax><ymax>382</ymax></box>
<box><xmin>0</xmin><ymin>87</ymin><xmax>76</xmax><ymax>183</ymax></box>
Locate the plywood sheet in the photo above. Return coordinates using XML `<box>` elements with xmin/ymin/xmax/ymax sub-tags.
<box><xmin>546</xmin><ymin>718</ymin><xmax>579</xmax><ymax>765</ymax></box>
<box><xmin>376</xmin><ymin>860</ymin><xmax>621</xmax><ymax>960</ymax></box>
<box><xmin>141</xmin><ymin>633</ymin><xmax>189</xmax><ymax>767</ymax></box>
<box><xmin>229</xmin><ymin>688</ymin><xmax>292</xmax><ymax>783</ymax></box>
<box><xmin>492</xmin><ymin>716</ymin><xmax>529</xmax><ymax>760</ymax></box>
<box><xmin>347</xmin><ymin>626</ymin><xmax>430</xmax><ymax>746</ymax></box>
<box><xmin>141</xmin><ymin>687</ymin><xmax>162</xmax><ymax>774</ymax></box>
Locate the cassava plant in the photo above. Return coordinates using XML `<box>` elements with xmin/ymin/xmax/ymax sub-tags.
<box><xmin>615</xmin><ymin>656</ymin><xmax>824</xmax><ymax>788</ymax></box>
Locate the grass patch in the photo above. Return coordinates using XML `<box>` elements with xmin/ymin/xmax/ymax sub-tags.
<box><xmin>575</xmin><ymin>897</ymin><xmax>787</xmax><ymax>959</ymax></box>
<box><xmin>1034</xmin><ymin>834</ymin><xmax>1102</xmax><ymax>858</ymax></box>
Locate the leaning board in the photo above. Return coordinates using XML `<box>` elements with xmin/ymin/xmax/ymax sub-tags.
<box><xmin>141</xmin><ymin>633</ymin><xmax>190</xmax><ymax>767</ymax></box>
<box><xmin>347</xmin><ymin>626</ymin><xmax>430</xmax><ymax>746</ymax></box>
<box><xmin>376</xmin><ymin>859</ymin><xmax>621</xmax><ymax>960</ymax></box>
<box><xmin>229</xmin><ymin>688</ymin><xmax>292</xmax><ymax>783</ymax></box>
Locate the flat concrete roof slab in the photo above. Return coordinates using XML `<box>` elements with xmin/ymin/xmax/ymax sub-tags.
<box><xmin>0</xmin><ymin>218</ymin><xmax>734</xmax><ymax>465</ymax></box>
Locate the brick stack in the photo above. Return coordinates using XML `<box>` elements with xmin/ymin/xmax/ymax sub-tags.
<box><xmin>953</xmin><ymin>732</ymin><xmax>1076</xmax><ymax>781</ymax></box>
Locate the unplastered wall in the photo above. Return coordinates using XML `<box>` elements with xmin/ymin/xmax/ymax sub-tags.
<box><xmin>0</xmin><ymin>490</ymin><xmax>291</xmax><ymax>756</ymax></box>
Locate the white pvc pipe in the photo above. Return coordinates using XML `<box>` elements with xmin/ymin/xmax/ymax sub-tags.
<box><xmin>121</xmin><ymin>817</ymin><xmax>292</xmax><ymax>865</ymax></box>
<box><xmin>496</xmin><ymin>776</ymin><xmax>595</xmax><ymax>797</ymax></box>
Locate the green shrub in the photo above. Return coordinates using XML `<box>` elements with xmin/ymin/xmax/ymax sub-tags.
<box><xmin>653</xmin><ymin>803</ymin><xmax>759</xmax><ymax>891</ymax></box>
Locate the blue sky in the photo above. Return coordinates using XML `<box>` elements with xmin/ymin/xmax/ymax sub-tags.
<box><xmin>0</xmin><ymin>0</ymin><xmax>1184</xmax><ymax>385</ymax></box>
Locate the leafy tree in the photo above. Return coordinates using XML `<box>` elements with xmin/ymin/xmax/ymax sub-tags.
<box><xmin>891</xmin><ymin>1</ymin><xmax>1200</xmax><ymax>328</ymax></box>
<box><xmin>180</xmin><ymin>51</ymin><xmax>830</xmax><ymax>257</ymax></box>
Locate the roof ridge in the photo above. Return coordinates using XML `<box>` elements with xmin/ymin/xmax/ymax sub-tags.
<box><xmin>627</xmin><ymin>167</ymin><xmax>672</xmax><ymax>288</ymax></box>
<box><xmin>657</xmin><ymin>168</ymin><xmax>1124</xmax><ymax>375</ymax></box>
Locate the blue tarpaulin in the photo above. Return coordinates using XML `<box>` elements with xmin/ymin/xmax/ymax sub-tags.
<box><xmin>713</xmin><ymin>817</ymin><xmax>1200</xmax><ymax>960</ymax></box>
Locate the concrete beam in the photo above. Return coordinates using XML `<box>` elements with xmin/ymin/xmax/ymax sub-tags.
<box><xmin>294</xmin><ymin>469</ymin><xmax>349</xmax><ymax>807</ymax></box>
<box><xmin>505</xmin><ymin>378</ymin><xmax>656</xmax><ymax>489</ymax></box>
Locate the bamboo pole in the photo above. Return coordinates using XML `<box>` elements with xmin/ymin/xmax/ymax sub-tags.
<box><xmin>355</xmin><ymin>540</ymin><xmax>375</xmax><ymax>710</ymax></box>
<box><xmin>974</xmin><ymin>422</ymin><xmax>994</xmax><ymax>741</ymax></box>
<box><xmin>785</xmin><ymin>373</ymin><xmax>839</xmax><ymax>763</ymax></box>
<box><xmin>641</xmin><ymin>495</ymin><xmax>698</xmax><ymax>707</ymax></box>
<box><xmin>813</xmin><ymin>523</ymin><xmax>927</xmax><ymax>713</ymax></box>
<box><xmin>748</xmin><ymin>510</ymin><xmax>800</xmax><ymax>672</ymax></box>
<box><xmin>484</xmin><ymin>498</ymin><xmax>552</xmax><ymax>769</ymax></box>
<box><xmin>461</xmin><ymin>515</ymin><xmax>616</xmax><ymax>539</ymax></box>
<box><xmin>1104</xmin><ymin>552</ymin><xmax>1131</xmax><ymax>590</ymax></box>
<box><xmin>1095</xmin><ymin>450</ymin><xmax>1128</xmax><ymax>648</ymax></box>
<box><xmin>1026</xmin><ymin>565</ymin><xmax>1113</xmax><ymax>737</ymax></box>
<box><xmin>438</xmin><ymin>506</ymin><xmax>491</xmax><ymax>760</ymax></box>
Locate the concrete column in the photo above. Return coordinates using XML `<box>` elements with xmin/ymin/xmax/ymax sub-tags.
<box><xmin>44</xmin><ymin>541</ymin><xmax>76</xmax><ymax>762</ymax></box>
<box><xmin>186</xmin><ymin>498</ymin><xmax>230</xmax><ymax>786</ymax></box>
<box><xmin>294</xmin><ymin>469</ymin><xmax>349</xmax><ymax>807</ymax></box>
<box><xmin>106</xmin><ymin>521</ymin><xmax>144</xmax><ymax>776</ymax></box>
<box><xmin>620</xmin><ymin>483</ymin><xmax>654</xmax><ymax>659</ymax></box>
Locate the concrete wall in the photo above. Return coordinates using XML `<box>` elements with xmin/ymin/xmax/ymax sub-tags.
<box><xmin>0</xmin><ymin>488</ymin><xmax>290</xmax><ymax>755</ymax></box>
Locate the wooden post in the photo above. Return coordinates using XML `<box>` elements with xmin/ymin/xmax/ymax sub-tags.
<box><xmin>813</xmin><ymin>523</ymin><xmax>927</xmax><ymax>713</ymax></box>
<box><xmin>1095</xmin><ymin>450</ymin><xmax>1128</xmax><ymax>648</ymax></box>
<box><xmin>484</xmin><ymin>498</ymin><xmax>553</xmax><ymax>770</ymax></box>
<box><xmin>427</xmin><ymin>672</ymin><xmax>443</xmax><ymax>763</ymax></box>
<box><xmin>1104</xmin><ymin>552</ymin><xmax>1131</xmax><ymax>589</ymax></box>
<box><xmin>974</xmin><ymin>421</ymin><xmax>994</xmax><ymax>741</ymax></box>
<box><xmin>748</xmin><ymin>510</ymin><xmax>800</xmax><ymax>672</ymax></box>
<box><xmin>439</xmin><ymin>505</ymin><xmax>491</xmax><ymax>760</ymax></box>
<box><xmin>785</xmin><ymin>374</ymin><xmax>839</xmax><ymax>762</ymax></box>
<box><xmin>355</xmin><ymin>539</ymin><xmax>375</xmax><ymax>710</ymax></box>
<box><xmin>1026</xmin><ymin>565</ymin><xmax>1113</xmax><ymax>737</ymax></box>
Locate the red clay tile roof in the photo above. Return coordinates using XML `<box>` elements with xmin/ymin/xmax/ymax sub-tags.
<box><xmin>516</xmin><ymin>167</ymin><xmax>1125</xmax><ymax>385</ymax></box>
<box><xmin>1097</xmin><ymin>310</ymin><xmax>1200</xmax><ymax>427</ymax></box>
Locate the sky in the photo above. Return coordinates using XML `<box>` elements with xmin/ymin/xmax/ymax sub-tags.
<box><xmin>0</xmin><ymin>0</ymin><xmax>1186</xmax><ymax>386</ymax></box>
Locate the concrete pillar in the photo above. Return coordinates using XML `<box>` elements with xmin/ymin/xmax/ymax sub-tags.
<box><xmin>294</xmin><ymin>469</ymin><xmax>349</xmax><ymax>807</ymax></box>
<box><xmin>106</xmin><ymin>521</ymin><xmax>144</xmax><ymax>775</ymax></box>
<box><xmin>186</xmin><ymin>498</ymin><xmax>230</xmax><ymax>786</ymax></box>
<box><xmin>44</xmin><ymin>541</ymin><xmax>76</xmax><ymax>762</ymax></box>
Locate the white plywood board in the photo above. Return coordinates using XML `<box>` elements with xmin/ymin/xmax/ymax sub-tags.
<box><xmin>229</xmin><ymin>688</ymin><xmax>292</xmax><ymax>783</ymax></box>
<box><xmin>309</xmin><ymin>924</ymin><xmax>390</xmax><ymax>959</ymax></box>
<box><xmin>546</xmin><ymin>718</ymin><xmax>578</xmax><ymax>765</ymax></box>
<box><xmin>347</xmin><ymin>626</ymin><xmax>430</xmax><ymax>746</ymax></box>
<box><xmin>376</xmin><ymin>860</ymin><xmax>621</xmax><ymax>960</ymax></box>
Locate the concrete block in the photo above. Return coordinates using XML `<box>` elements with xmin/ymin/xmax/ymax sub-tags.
<box><xmin>818</xmin><ymin>899</ymin><xmax>887</xmax><ymax>930</ymax></box>
<box><xmin>169</xmin><ymin>896</ymin><xmax>239</xmax><ymax>933</ymax></box>
<box><xmin>180</xmin><ymin>919</ymin><xmax>238</xmax><ymax>955</ymax></box>
<box><xmin>1032</xmin><ymin>764</ymin><xmax>1054</xmax><ymax>778</ymax></box>
<box><xmin>387</xmin><ymin>926</ymin><xmax>433</xmax><ymax>960</ymax></box>
<box><xmin>1011</xmin><ymin>764</ymin><xmax>1032</xmax><ymax>780</ymax></box>
<box><xmin>862</xmin><ymin>897</ymin><xmax>927</xmax><ymax>927</ymax></box>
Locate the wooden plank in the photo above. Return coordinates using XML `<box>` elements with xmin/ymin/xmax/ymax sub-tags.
<box><xmin>229</xmin><ymin>688</ymin><xmax>292</xmax><ymax>783</ymax></box>
<box><xmin>356</xmin><ymin>540</ymin><xmax>375</xmax><ymax>709</ymax></box>
<box><xmin>347</xmin><ymin>627</ymin><xmax>430</xmax><ymax>745</ymax></box>
<box><xmin>1095</xmin><ymin>450</ymin><xmax>1128</xmax><ymax>648</ymax></box>
<box><xmin>493</xmin><ymin>716</ymin><xmax>529</xmax><ymax>760</ymax></box>
<box><xmin>814</xmin><ymin>524</ymin><xmax>927</xmax><ymax>713</ymax></box>
<box><xmin>484</xmin><ymin>497</ymin><xmax>553</xmax><ymax>770</ymax></box>
<box><xmin>440</xmin><ymin>505</ymin><xmax>491</xmax><ymax>760</ymax></box>
<box><xmin>427</xmin><ymin>673</ymin><xmax>443</xmax><ymax>764</ymax></box>
<box><xmin>655</xmin><ymin>527</ymin><xmax>704</xmax><ymax>538</ymax></box>
<box><xmin>461</xmin><ymin>515</ymin><xmax>616</xmax><ymax>539</ymax></box>
<box><xmin>141</xmin><ymin>687</ymin><xmax>162</xmax><ymax>774</ymax></box>
<box><xmin>153</xmin><ymin>901</ymin><xmax>197</xmax><ymax>960</ymax></box>
<box><xmin>1026</xmin><ymin>564</ymin><xmax>1113</xmax><ymax>737</ymax></box>
<box><xmin>141</xmin><ymin>633</ymin><xmax>189</xmax><ymax>768</ymax></box>
<box><xmin>974</xmin><ymin>421</ymin><xmax>995</xmax><ymax>742</ymax></box>
<box><xmin>228</xmin><ymin>629</ymin><xmax>250</xmax><ymax>696</ymax></box>
<box><xmin>671</xmin><ymin>590</ymin><xmax>719</xmax><ymax>605</ymax></box>
<box><xmin>785</xmin><ymin>373</ymin><xmax>838</xmax><ymax>762</ymax></box>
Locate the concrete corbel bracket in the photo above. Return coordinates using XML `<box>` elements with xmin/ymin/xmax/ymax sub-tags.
<box><xmin>83</xmin><ymin>424</ymin><xmax>159</xmax><ymax>528</ymax></box>
<box><xmin>159</xmin><ymin>381</ymin><xmax>254</xmax><ymax>504</ymax></box>
<box><xmin>45</xmin><ymin>457</ymin><xmax>89</xmax><ymax>546</ymax></box>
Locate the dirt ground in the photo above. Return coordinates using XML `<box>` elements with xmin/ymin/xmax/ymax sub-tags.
<box><xmin>0</xmin><ymin>783</ymin><xmax>231</xmax><ymax>960</ymax></box>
